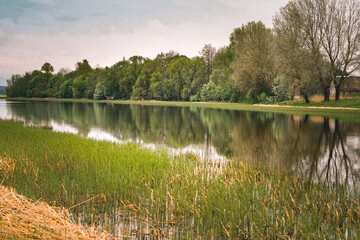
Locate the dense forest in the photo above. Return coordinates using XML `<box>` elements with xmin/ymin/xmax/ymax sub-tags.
<box><xmin>6</xmin><ymin>0</ymin><xmax>360</xmax><ymax>103</ymax></box>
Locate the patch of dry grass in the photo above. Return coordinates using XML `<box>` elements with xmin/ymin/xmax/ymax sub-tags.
<box><xmin>0</xmin><ymin>184</ymin><xmax>111</xmax><ymax>239</ymax></box>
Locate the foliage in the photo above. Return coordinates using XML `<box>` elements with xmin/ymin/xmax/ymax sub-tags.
<box><xmin>271</xmin><ymin>76</ymin><xmax>292</xmax><ymax>103</ymax></box>
<box><xmin>59</xmin><ymin>80</ymin><xmax>73</xmax><ymax>98</ymax></box>
<box><xmin>93</xmin><ymin>82</ymin><xmax>106</xmax><ymax>100</ymax></box>
<box><xmin>48</xmin><ymin>73</ymin><xmax>64</xmax><ymax>97</ymax></box>
<box><xmin>41</xmin><ymin>62</ymin><xmax>54</xmax><ymax>75</ymax></box>
<box><xmin>199</xmin><ymin>80</ymin><xmax>221</xmax><ymax>101</ymax></box>
<box><xmin>231</xmin><ymin>21</ymin><xmax>276</xmax><ymax>100</ymax></box>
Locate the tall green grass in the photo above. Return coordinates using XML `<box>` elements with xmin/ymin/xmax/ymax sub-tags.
<box><xmin>1</xmin><ymin>119</ymin><xmax>360</xmax><ymax>238</ymax></box>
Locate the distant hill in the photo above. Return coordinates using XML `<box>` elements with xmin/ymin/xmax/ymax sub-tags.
<box><xmin>0</xmin><ymin>86</ymin><xmax>6</xmax><ymax>95</ymax></box>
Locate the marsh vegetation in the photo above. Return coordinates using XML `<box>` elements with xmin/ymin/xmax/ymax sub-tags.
<box><xmin>1</xmin><ymin>120</ymin><xmax>360</xmax><ymax>238</ymax></box>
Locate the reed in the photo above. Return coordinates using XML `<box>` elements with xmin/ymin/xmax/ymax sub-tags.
<box><xmin>1</xmin><ymin>119</ymin><xmax>360</xmax><ymax>238</ymax></box>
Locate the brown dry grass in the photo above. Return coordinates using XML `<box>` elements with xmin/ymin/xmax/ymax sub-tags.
<box><xmin>0</xmin><ymin>155</ymin><xmax>112</xmax><ymax>239</ymax></box>
<box><xmin>309</xmin><ymin>94</ymin><xmax>360</xmax><ymax>102</ymax></box>
<box><xmin>0</xmin><ymin>185</ymin><xmax>113</xmax><ymax>239</ymax></box>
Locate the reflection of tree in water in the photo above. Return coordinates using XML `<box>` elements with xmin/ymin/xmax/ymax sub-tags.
<box><xmin>231</xmin><ymin>112</ymin><xmax>360</xmax><ymax>188</ymax></box>
<box><xmin>5</xmin><ymin>101</ymin><xmax>360</xmax><ymax>187</ymax></box>
<box><xmin>296</xmin><ymin>118</ymin><xmax>360</xmax><ymax>189</ymax></box>
<box><xmin>6</xmin><ymin>102</ymin><xmax>233</xmax><ymax>151</ymax></box>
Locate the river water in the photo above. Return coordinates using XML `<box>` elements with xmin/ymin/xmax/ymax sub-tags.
<box><xmin>1</xmin><ymin>99</ymin><xmax>359</xmax><ymax>188</ymax></box>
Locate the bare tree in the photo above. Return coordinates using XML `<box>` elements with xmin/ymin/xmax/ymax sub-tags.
<box><xmin>320</xmin><ymin>0</ymin><xmax>360</xmax><ymax>100</ymax></box>
<box><xmin>274</xmin><ymin>0</ymin><xmax>332</xmax><ymax>102</ymax></box>
<box><xmin>274</xmin><ymin>2</ymin><xmax>316</xmax><ymax>103</ymax></box>
<box><xmin>274</xmin><ymin>0</ymin><xmax>360</xmax><ymax>101</ymax></box>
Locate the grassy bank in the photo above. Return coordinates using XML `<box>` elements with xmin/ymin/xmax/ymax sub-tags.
<box><xmin>1</xmin><ymin>120</ymin><xmax>360</xmax><ymax>238</ymax></box>
<box><xmin>281</xmin><ymin>97</ymin><xmax>360</xmax><ymax>108</ymax></box>
<box><xmin>0</xmin><ymin>95</ymin><xmax>6</xmax><ymax>99</ymax></box>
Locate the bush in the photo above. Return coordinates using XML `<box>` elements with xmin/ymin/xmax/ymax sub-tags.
<box><xmin>200</xmin><ymin>80</ymin><xmax>221</xmax><ymax>102</ymax></box>
<box><xmin>257</xmin><ymin>92</ymin><xmax>268</xmax><ymax>103</ymax></box>
<box><xmin>272</xmin><ymin>76</ymin><xmax>291</xmax><ymax>103</ymax></box>
<box><xmin>93</xmin><ymin>82</ymin><xmax>106</xmax><ymax>100</ymax></box>
<box><xmin>190</xmin><ymin>93</ymin><xmax>201</xmax><ymax>102</ymax></box>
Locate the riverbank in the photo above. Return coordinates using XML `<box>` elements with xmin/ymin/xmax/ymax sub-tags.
<box><xmin>280</xmin><ymin>97</ymin><xmax>360</xmax><ymax>108</ymax></box>
<box><xmin>5</xmin><ymin>96</ymin><xmax>360</xmax><ymax>111</ymax></box>
<box><xmin>1</xmin><ymin>119</ymin><xmax>360</xmax><ymax>238</ymax></box>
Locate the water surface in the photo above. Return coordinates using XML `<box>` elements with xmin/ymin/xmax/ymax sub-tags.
<box><xmin>1</xmin><ymin>99</ymin><xmax>359</xmax><ymax>188</ymax></box>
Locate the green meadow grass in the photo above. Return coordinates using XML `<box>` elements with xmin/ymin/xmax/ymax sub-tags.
<box><xmin>1</xmin><ymin>119</ymin><xmax>360</xmax><ymax>238</ymax></box>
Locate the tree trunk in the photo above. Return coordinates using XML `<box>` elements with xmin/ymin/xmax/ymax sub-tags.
<box><xmin>304</xmin><ymin>93</ymin><xmax>310</xmax><ymax>103</ymax></box>
<box><xmin>335</xmin><ymin>84</ymin><xmax>341</xmax><ymax>101</ymax></box>
<box><xmin>323</xmin><ymin>86</ymin><xmax>330</xmax><ymax>102</ymax></box>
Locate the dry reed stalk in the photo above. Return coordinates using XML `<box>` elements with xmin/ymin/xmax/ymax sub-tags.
<box><xmin>0</xmin><ymin>185</ymin><xmax>112</xmax><ymax>239</ymax></box>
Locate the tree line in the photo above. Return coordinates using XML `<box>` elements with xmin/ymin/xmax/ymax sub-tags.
<box><xmin>6</xmin><ymin>0</ymin><xmax>360</xmax><ymax>103</ymax></box>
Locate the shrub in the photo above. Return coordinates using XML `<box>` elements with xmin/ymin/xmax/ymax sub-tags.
<box><xmin>272</xmin><ymin>76</ymin><xmax>291</xmax><ymax>103</ymax></box>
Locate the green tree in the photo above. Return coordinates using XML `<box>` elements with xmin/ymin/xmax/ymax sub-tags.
<box><xmin>6</xmin><ymin>74</ymin><xmax>31</xmax><ymax>97</ymax></box>
<box><xmin>231</xmin><ymin>21</ymin><xmax>276</xmax><ymax>100</ymax></box>
<box><xmin>132</xmin><ymin>60</ymin><xmax>156</xmax><ymax>100</ymax></box>
<box><xmin>72</xmin><ymin>76</ymin><xmax>87</xmax><ymax>98</ymax></box>
<box><xmin>48</xmin><ymin>73</ymin><xmax>64</xmax><ymax>97</ymax></box>
<box><xmin>150</xmin><ymin>72</ymin><xmax>164</xmax><ymax>100</ymax></box>
<box><xmin>75</xmin><ymin>59</ymin><xmax>93</xmax><ymax>75</ymax></box>
<box><xmin>119</xmin><ymin>56</ymin><xmax>145</xmax><ymax>99</ymax></box>
<box><xmin>59</xmin><ymin>80</ymin><xmax>73</xmax><ymax>98</ymax></box>
<box><xmin>168</xmin><ymin>57</ymin><xmax>206</xmax><ymax>101</ymax></box>
<box><xmin>41</xmin><ymin>62</ymin><xmax>54</xmax><ymax>75</ymax></box>
<box><xmin>26</xmin><ymin>70</ymin><xmax>48</xmax><ymax>97</ymax></box>
<box><xmin>102</xmin><ymin>68</ymin><xmax>120</xmax><ymax>99</ymax></box>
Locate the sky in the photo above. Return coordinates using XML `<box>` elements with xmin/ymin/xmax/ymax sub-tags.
<box><xmin>0</xmin><ymin>0</ymin><xmax>289</xmax><ymax>86</ymax></box>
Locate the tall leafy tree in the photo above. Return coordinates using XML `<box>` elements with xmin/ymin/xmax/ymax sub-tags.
<box><xmin>26</xmin><ymin>70</ymin><xmax>48</xmax><ymax>97</ymax></box>
<box><xmin>231</xmin><ymin>21</ymin><xmax>277</xmax><ymax>99</ymax></box>
<box><xmin>48</xmin><ymin>73</ymin><xmax>64</xmax><ymax>97</ymax></box>
<box><xmin>167</xmin><ymin>57</ymin><xmax>205</xmax><ymax>101</ymax></box>
<box><xmin>120</xmin><ymin>56</ymin><xmax>144</xmax><ymax>99</ymax></box>
<box><xmin>132</xmin><ymin>60</ymin><xmax>157</xmax><ymax>100</ymax></box>
<box><xmin>72</xmin><ymin>76</ymin><xmax>87</xmax><ymax>98</ymax></box>
<box><xmin>75</xmin><ymin>59</ymin><xmax>93</xmax><ymax>75</ymax></box>
<box><xmin>6</xmin><ymin>74</ymin><xmax>30</xmax><ymax>97</ymax></box>
<box><xmin>41</xmin><ymin>62</ymin><xmax>54</xmax><ymax>76</ymax></box>
<box><xmin>200</xmin><ymin>44</ymin><xmax>216</xmax><ymax>82</ymax></box>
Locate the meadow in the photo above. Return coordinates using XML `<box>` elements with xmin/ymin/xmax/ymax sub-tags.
<box><xmin>1</xmin><ymin>119</ymin><xmax>360</xmax><ymax>239</ymax></box>
<box><xmin>281</xmin><ymin>96</ymin><xmax>360</xmax><ymax>108</ymax></box>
